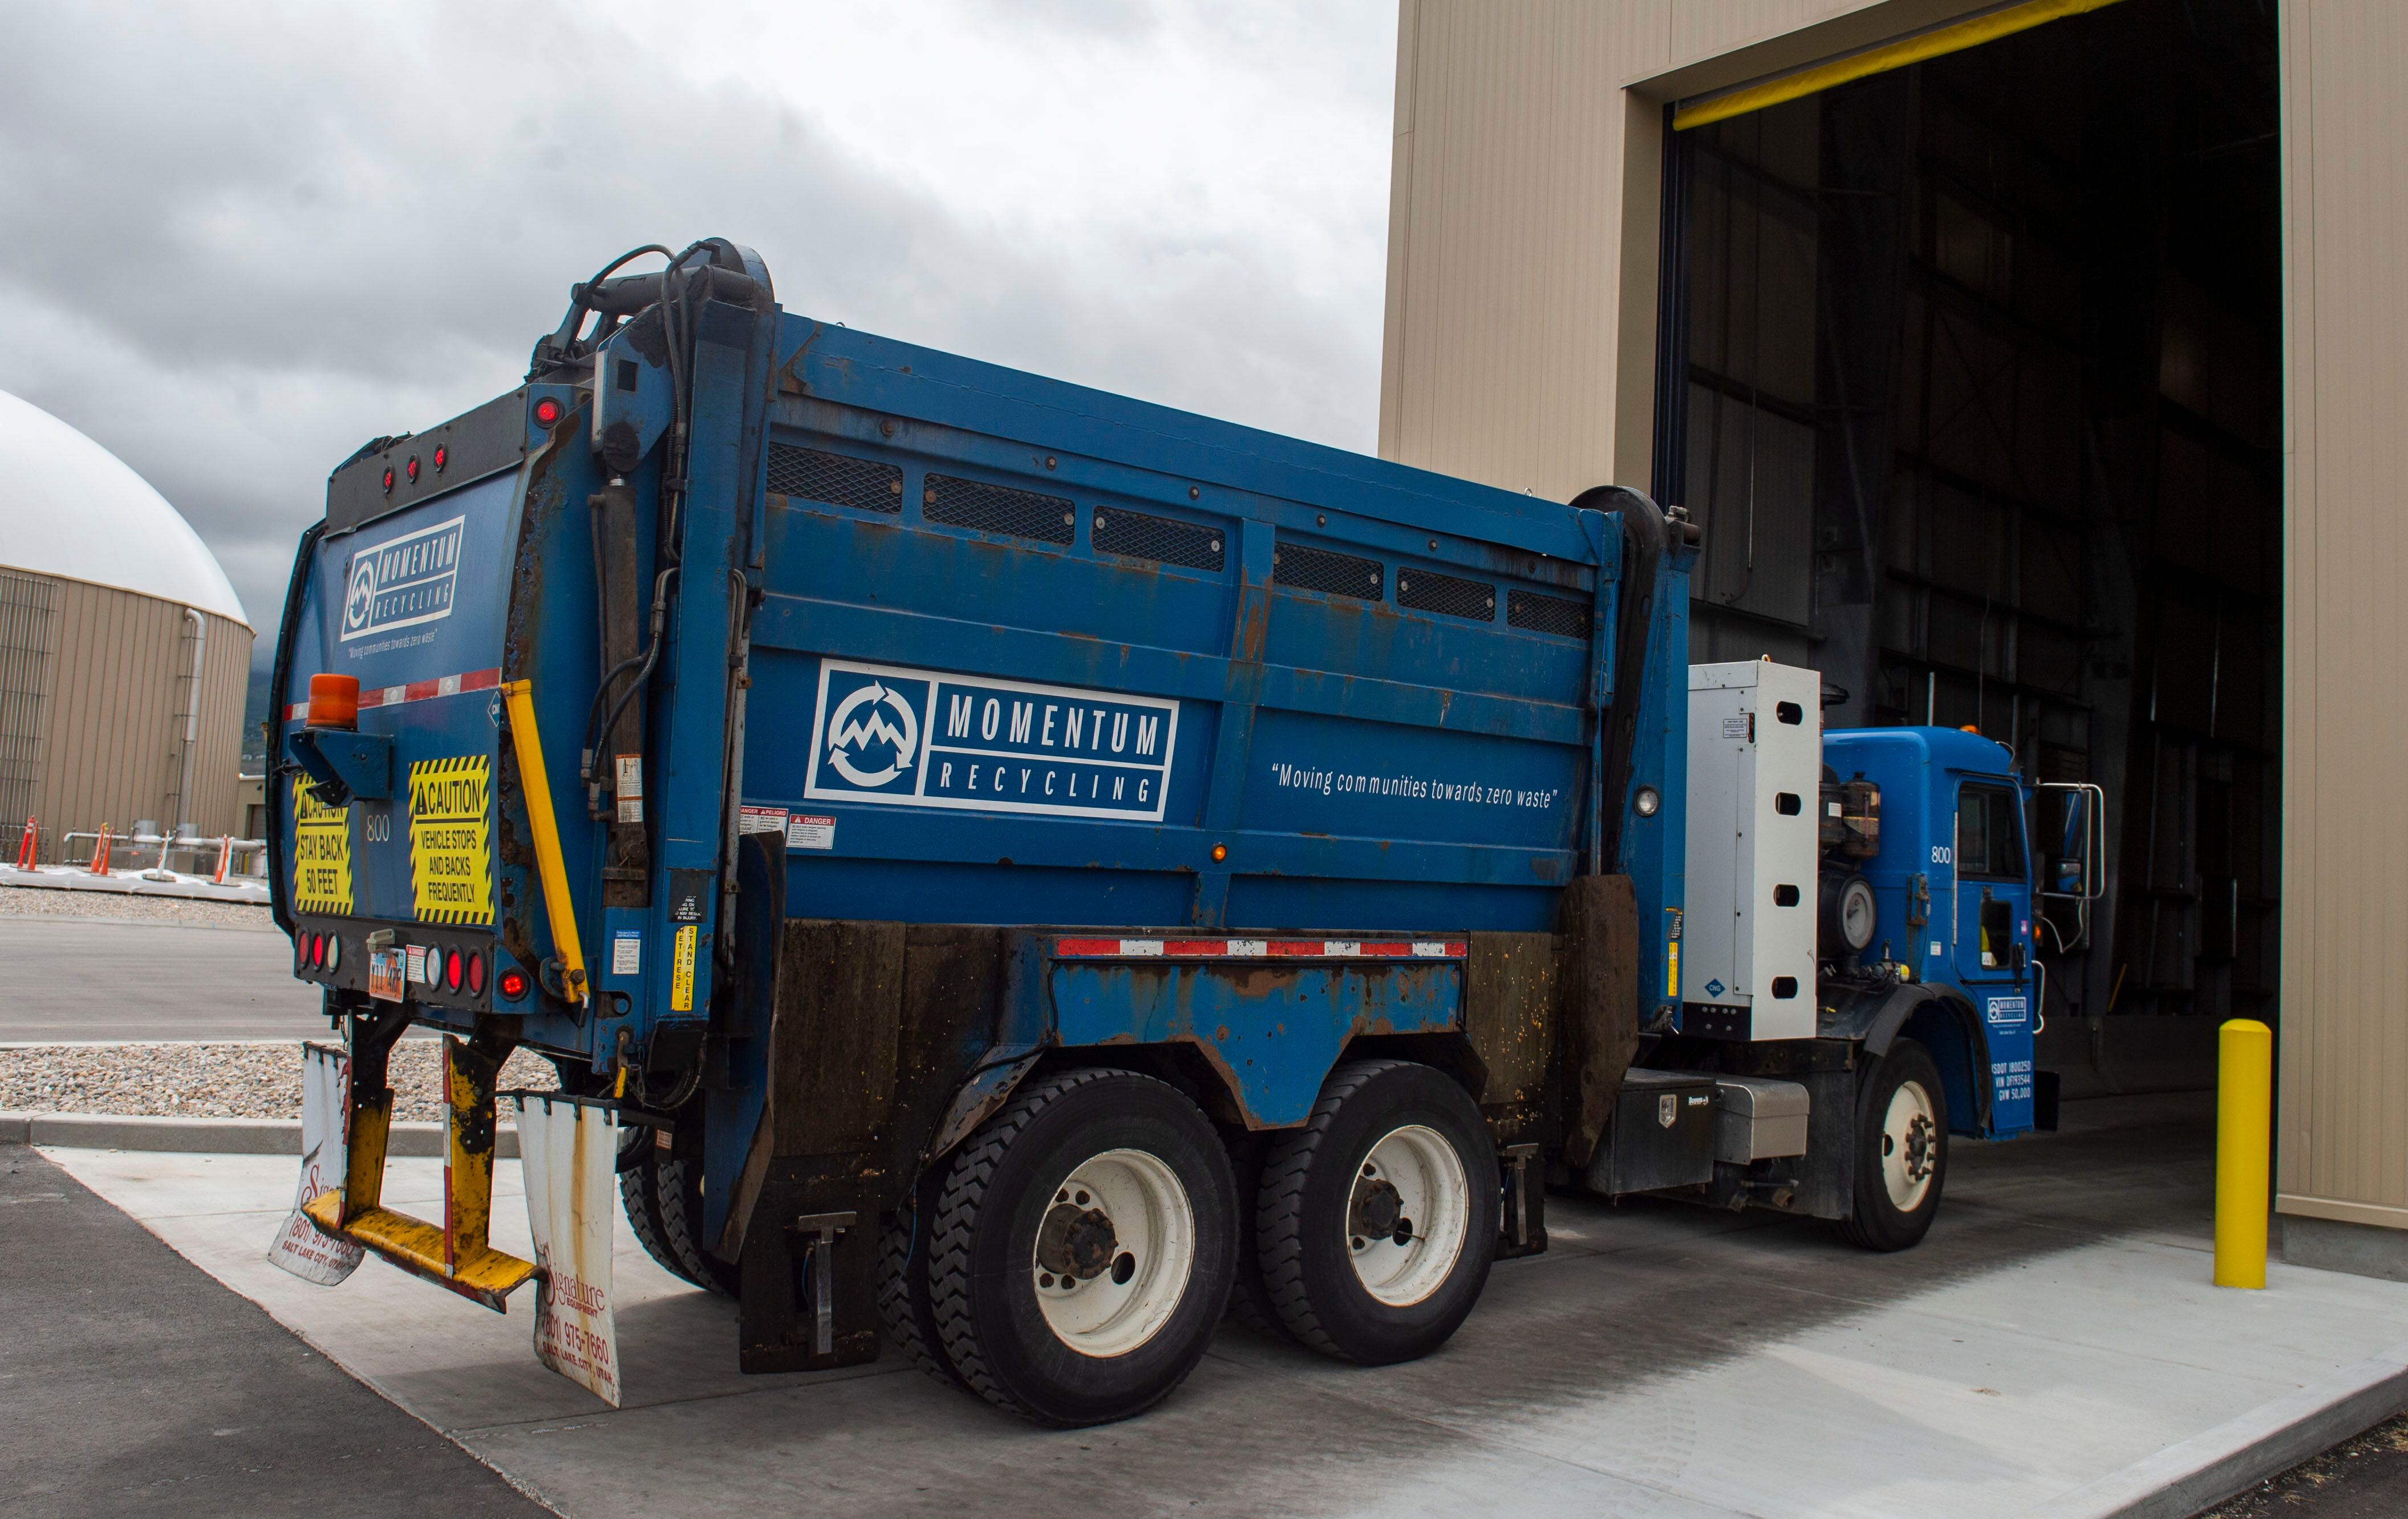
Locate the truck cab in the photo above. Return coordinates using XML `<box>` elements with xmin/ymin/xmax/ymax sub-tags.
<box><xmin>1823</xmin><ymin>724</ymin><xmax>2068</xmax><ymax>1139</ymax></box>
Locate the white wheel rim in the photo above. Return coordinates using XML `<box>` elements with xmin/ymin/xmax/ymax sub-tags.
<box><xmin>1031</xmin><ymin>1147</ymin><xmax>1194</xmax><ymax>1358</ymax></box>
<box><xmin>1345</xmin><ymin>1124</ymin><xmax>1470</xmax><ymax>1307</ymax></box>
<box><xmin>1880</xmin><ymin>1079</ymin><xmax>1940</xmax><ymax>1212</ymax></box>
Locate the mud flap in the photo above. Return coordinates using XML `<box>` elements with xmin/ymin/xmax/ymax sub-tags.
<box><xmin>737</xmin><ymin>1169</ymin><xmax>879</xmax><ymax>1374</ymax></box>
<box><xmin>266</xmin><ymin>1042</ymin><xmax>364</xmax><ymax>1285</ymax></box>
<box><xmin>514</xmin><ymin>1093</ymin><xmax>623</xmax><ymax>1407</ymax></box>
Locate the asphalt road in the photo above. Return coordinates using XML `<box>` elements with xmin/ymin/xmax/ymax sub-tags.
<box><xmin>0</xmin><ymin>1145</ymin><xmax>546</xmax><ymax>1518</ymax></box>
<box><xmin>2199</xmin><ymin>1412</ymin><xmax>2408</xmax><ymax>1517</ymax></box>
<box><xmin>0</xmin><ymin>918</ymin><xmax>331</xmax><ymax>1042</ymax></box>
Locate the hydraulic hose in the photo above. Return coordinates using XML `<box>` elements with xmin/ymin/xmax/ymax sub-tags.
<box><xmin>1570</xmin><ymin>484</ymin><xmax>1670</xmax><ymax>875</ymax></box>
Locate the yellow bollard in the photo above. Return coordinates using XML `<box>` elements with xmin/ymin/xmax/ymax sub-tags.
<box><xmin>2214</xmin><ymin>1018</ymin><xmax>2273</xmax><ymax>1289</ymax></box>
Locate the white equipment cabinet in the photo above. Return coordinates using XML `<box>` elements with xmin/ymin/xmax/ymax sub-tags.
<box><xmin>1684</xmin><ymin>661</ymin><xmax>1821</xmax><ymax>1040</ymax></box>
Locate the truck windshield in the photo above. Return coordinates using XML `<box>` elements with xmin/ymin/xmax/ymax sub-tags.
<box><xmin>1956</xmin><ymin>783</ymin><xmax>2026</xmax><ymax>881</ymax></box>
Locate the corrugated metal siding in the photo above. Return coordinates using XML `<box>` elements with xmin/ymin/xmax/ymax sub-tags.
<box><xmin>1378</xmin><ymin>0</ymin><xmax>1996</xmax><ymax>498</ymax></box>
<box><xmin>0</xmin><ymin>571</ymin><xmax>59</xmax><ymax>829</ymax></box>
<box><xmin>2277</xmin><ymin>0</ymin><xmax>2408</xmax><ymax>1230</ymax></box>
<box><xmin>27</xmin><ymin>578</ymin><xmax>253</xmax><ymax>852</ymax></box>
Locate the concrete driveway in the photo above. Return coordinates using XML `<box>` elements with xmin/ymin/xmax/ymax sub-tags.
<box><xmin>34</xmin><ymin>1092</ymin><xmax>2408</xmax><ymax>1518</ymax></box>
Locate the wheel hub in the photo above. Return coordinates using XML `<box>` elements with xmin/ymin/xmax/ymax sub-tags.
<box><xmin>1029</xmin><ymin>1148</ymin><xmax>1196</xmax><ymax>1358</ymax></box>
<box><xmin>1037</xmin><ymin>1201</ymin><xmax>1118</xmax><ymax>1281</ymax></box>
<box><xmin>1349</xmin><ymin>1171</ymin><xmax>1408</xmax><ymax>1245</ymax></box>
<box><xmin>1901</xmin><ymin>1113</ymin><xmax>1936</xmax><ymax>1182</ymax></box>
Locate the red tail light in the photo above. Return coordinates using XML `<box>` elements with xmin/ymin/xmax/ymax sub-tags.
<box><xmin>532</xmin><ymin>396</ymin><xmax>564</xmax><ymax>427</ymax></box>
<box><xmin>432</xmin><ymin>444</ymin><xmax>448</xmax><ymax>473</ymax></box>
<box><xmin>445</xmin><ymin>949</ymin><xmax>463</xmax><ymax>992</ymax></box>
<box><xmin>309</xmin><ymin>933</ymin><xmax>325</xmax><ymax>969</ymax></box>
<box><xmin>405</xmin><ymin>455</ymin><xmax>420</xmax><ymax>484</ymax></box>
<box><xmin>467</xmin><ymin>952</ymin><xmax>487</xmax><ymax>995</ymax></box>
<box><xmin>380</xmin><ymin>466</ymin><xmax>395</xmax><ymax>494</ymax></box>
<box><xmin>497</xmin><ymin>966</ymin><xmax>528</xmax><ymax>1000</ymax></box>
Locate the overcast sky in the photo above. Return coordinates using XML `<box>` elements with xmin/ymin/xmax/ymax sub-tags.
<box><xmin>0</xmin><ymin>0</ymin><xmax>1397</xmax><ymax>654</ymax></box>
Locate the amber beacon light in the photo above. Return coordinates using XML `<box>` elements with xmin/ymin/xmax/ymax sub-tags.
<box><xmin>307</xmin><ymin>673</ymin><xmax>361</xmax><ymax>729</ymax></box>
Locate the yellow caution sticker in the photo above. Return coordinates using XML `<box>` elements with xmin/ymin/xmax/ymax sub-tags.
<box><xmin>290</xmin><ymin>779</ymin><xmax>354</xmax><ymax>914</ymax></box>
<box><xmin>1667</xmin><ymin>940</ymin><xmax>1680</xmax><ymax>999</ymax></box>
<box><xmin>409</xmin><ymin>756</ymin><xmax>493</xmax><ymax>925</ymax></box>
<box><xmin>670</xmin><ymin>924</ymin><xmax>698</xmax><ymax>1011</ymax></box>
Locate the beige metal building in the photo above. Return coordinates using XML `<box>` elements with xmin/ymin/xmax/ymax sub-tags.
<box><xmin>1376</xmin><ymin>0</ymin><xmax>2397</xmax><ymax>1275</ymax></box>
<box><xmin>0</xmin><ymin>390</ymin><xmax>254</xmax><ymax>854</ymax></box>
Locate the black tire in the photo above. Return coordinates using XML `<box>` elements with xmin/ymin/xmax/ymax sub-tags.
<box><xmin>879</xmin><ymin>1190</ymin><xmax>966</xmax><ymax>1388</ymax></box>
<box><xmin>1257</xmin><ymin>1059</ymin><xmax>1497</xmax><ymax>1365</ymax></box>
<box><xmin>617</xmin><ymin>1130</ymin><xmax>690</xmax><ymax>1284</ymax></box>
<box><xmin>654</xmin><ymin>1150</ymin><xmax>741</xmax><ymax>1296</ymax></box>
<box><xmin>927</xmin><ymin>1068</ymin><xmax>1237</xmax><ymax>1426</ymax></box>
<box><xmin>1222</xmin><ymin>1135</ymin><xmax>1291</xmax><ymax>1342</ymax></box>
<box><xmin>1838</xmin><ymin>1036</ymin><xmax>1949</xmax><ymax>1252</ymax></box>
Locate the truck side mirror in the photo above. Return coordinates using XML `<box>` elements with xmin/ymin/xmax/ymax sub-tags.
<box><xmin>2036</xmin><ymin>782</ymin><xmax>2106</xmax><ymax>902</ymax></box>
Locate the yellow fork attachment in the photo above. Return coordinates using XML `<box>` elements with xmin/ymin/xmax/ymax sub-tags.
<box><xmin>303</xmin><ymin>1033</ymin><xmax>535</xmax><ymax>1311</ymax></box>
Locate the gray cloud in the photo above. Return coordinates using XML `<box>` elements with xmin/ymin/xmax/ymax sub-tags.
<box><xmin>0</xmin><ymin>0</ymin><xmax>1392</xmax><ymax>653</ymax></box>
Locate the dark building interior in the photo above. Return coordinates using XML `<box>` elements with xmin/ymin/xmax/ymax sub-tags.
<box><xmin>1652</xmin><ymin>0</ymin><xmax>2281</xmax><ymax>1087</ymax></box>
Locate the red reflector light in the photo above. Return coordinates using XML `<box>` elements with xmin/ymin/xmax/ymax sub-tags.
<box><xmin>445</xmin><ymin>949</ymin><xmax>463</xmax><ymax>992</ymax></box>
<box><xmin>295</xmin><ymin>935</ymin><xmax>307</xmax><ymax>973</ymax></box>
<box><xmin>432</xmin><ymin>444</ymin><xmax>448</xmax><ymax>473</ymax></box>
<box><xmin>380</xmin><ymin>466</ymin><xmax>395</xmax><ymax>494</ymax></box>
<box><xmin>498</xmin><ymin>966</ymin><xmax>528</xmax><ymax>1000</ymax></box>
<box><xmin>406</xmin><ymin>455</ymin><xmax>420</xmax><ymax>484</ymax></box>
<box><xmin>307</xmin><ymin>673</ymin><xmax>360</xmax><ymax>730</ymax></box>
<box><xmin>310</xmin><ymin>933</ymin><xmax>325</xmax><ymax>970</ymax></box>
<box><xmin>532</xmin><ymin>396</ymin><xmax>563</xmax><ymax>427</ymax></box>
<box><xmin>468</xmin><ymin>952</ymin><xmax>487</xmax><ymax>995</ymax></box>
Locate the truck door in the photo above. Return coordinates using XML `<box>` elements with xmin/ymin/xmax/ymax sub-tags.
<box><xmin>1954</xmin><ymin>777</ymin><xmax>2036</xmax><ymax>1132</ymax></box>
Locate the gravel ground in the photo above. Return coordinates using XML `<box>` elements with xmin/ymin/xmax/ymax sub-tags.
<box><xmin>0</xmin><ymin>1041</ymin><xmax>560</xmax><ymax>1123</ymax></box>
<box><xmin>0</xmin><ymin>886</ymin><xmax>278</xmax><ymax>932</ymax></box>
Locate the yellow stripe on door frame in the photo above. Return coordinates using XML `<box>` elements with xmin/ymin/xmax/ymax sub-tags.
<box><xmin>1672</xmin><ymin>0</ymin><xmax>2126</xmax><ymax>133</ymax></box>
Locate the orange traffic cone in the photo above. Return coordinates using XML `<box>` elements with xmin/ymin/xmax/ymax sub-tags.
<box><xmin>88</xmin><ymin>824</ymin><xmax>111</xmax><ymax>876</ymax></box>
<box><xmin>14</xmin><ymin>818</ymin><xmax>34</xmax><ymax>869</ymax></box>
<box><xmin>213</xmin><ymin>835</ymin><xmax>232</xmax><ymax>884</ymax></box>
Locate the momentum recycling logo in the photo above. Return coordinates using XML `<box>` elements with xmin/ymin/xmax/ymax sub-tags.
<box><xmin>340</xmin><ymin>514</ymin><xmax>464</xmax><ymax>642</ymax></box>
<box><xmin>804</xmin><ymin>658</ymin><xmax>1178</xmax><ymax>822</ymax></box>
<box><xmin>824</xmin><ymin>680</ymin><xmax>921</xmax><ymax>789</ymax></box>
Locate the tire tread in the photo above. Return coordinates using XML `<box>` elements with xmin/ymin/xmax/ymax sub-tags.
<box><xmin>1255</xmin><ymin>1059</ymin><xmax>1406</xmax><ymax>1359</ymax></box>
<box><xmin>927</xmin><ymin>1067</ymin><xmax>1124</xmax><ymax>1419</ymax></box>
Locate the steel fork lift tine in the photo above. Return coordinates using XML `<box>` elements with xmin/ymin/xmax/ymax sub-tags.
<box><xmin>303</xmin><ymin>1015</ymin><xmax>536</xmax><ymax>1312</ymax></box>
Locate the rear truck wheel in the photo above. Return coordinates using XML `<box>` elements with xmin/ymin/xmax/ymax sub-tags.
<box><xmin>618</xmin><ymin>1128</ymin><xmax>687</xmax><ymax>1281</ymax></box>
<box><xmin>1839</xmin><ymin>1036</ymin><xmax>1949</xmax><ymax>1252</ymax></box>
<box><xmin>879</xmin><ymin>1189</ymin><xmax>966</xmax><ymax>1389</ymax></box>
<box><xmin>617</xmin><ymin>1114</ymin><xmax>740</xmax><ymax>1297</ymax></box>
<box><xmin>1222</xmin><ymin>1136</ymin><xmax>1291</xmax><ymax>1342</ymax></box>
<box><xmin>926</xmin><ymin>1068</ymin><xmax>1237</xmax><ymax>1426</ymax></box>
<box><xmin>1256</xmin><ymin>1060</ymin><xmax>1498</xmax><ymax>1365</ymax></box>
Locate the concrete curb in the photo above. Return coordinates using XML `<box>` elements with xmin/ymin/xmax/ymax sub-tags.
<box><xmin>0</xmin><ymin>1110</ymin><xmax>519</xmax><ymax>1160</ymax></box>
<box><xmin>2023</xmin><ymin>1336</ymin><xmax>2408</xmax><ymax>1519</ymax></box>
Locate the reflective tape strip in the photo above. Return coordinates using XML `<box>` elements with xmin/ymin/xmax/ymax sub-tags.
<box><xmin>286</xmin><ymin>667</ymin><xmax>501</xmax><ymax>721</ymax></box>
<box><xmin>1052</xmin><ymin>938</ymin><xmax>1467</xmax><ymax>960</ymax></box>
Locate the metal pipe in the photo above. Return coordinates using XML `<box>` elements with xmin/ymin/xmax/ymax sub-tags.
<box><xmin>176</xmin><ymin>607</ymin><xmax>206</xmax><ymax>833</ymax></box>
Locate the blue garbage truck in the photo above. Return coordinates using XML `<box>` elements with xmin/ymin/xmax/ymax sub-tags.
<box><xmin>269</xmin><ymin>238</ymin><xmax>2099</xmax><ymax>1425</ymax></box>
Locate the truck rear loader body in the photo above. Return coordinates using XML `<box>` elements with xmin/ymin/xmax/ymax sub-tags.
<box><xmin>268</xmin><ymin>238</ymin><xmax>2097</xmax><ymax>1423</ymax></box>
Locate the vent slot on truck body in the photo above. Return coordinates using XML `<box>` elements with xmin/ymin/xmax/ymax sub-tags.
<box><xmin>768</xmin><ymin>444</ymin><xmax>903</xmax><ymax>514</ymax></box>
<box><xmin>923</xmin><ymin>474</ymin><xmax>1076</xmax><ymax>544</ymax></box>
<box><xmin>1091</xmin><ymin>507</ymin><xmax>1226</xmax><ymax>572</ymax></box>
<box><xmin>1507</xmin><ymin>589</ymin><xmax>1592</xmax><ymax>639</ymax></box>
<box><xmin>1397</xmin><ymin>569</ymin><xmax>1497</xmax><ymax>621</ymax></box>
<box><xmin>1273</xmin><ymin>541</ymin><xmax>1384</xmax><ymax>601</ymax></box>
